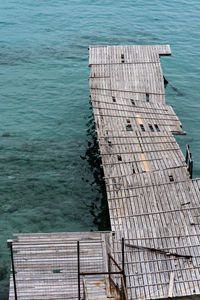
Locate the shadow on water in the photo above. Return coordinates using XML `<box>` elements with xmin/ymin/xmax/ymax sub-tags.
<box><xmin>0</xmin><ymin>45</ymin><xmax>88</xmax><ymax>66</ymax></box>
<box><xmin>164</xmin><ymin>76</ymin><xmax>184</xmax><ymax>97</ymax></box>
<box><xmin>0</xmin><ymin>260</ymin><xmax>9</xmax><ymax>300</ymax></box>
<box><xmin>81</xmin><ymin>101</ymin><xmax>111</xmax><ymax>231</ymax></box>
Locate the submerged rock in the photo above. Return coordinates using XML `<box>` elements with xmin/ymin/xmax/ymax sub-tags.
<box><xmin>0</xmin><ymin>265</ymin><xmax>7</xmax><ymax>281</ymax></box>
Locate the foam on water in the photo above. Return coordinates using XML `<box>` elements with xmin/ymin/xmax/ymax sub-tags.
<box><xmin>0</xmin><ymin>0</ymin><xmax>200</xmax><ymax>298</ymax></box>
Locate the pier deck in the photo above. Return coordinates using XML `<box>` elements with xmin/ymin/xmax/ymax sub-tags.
<box><xmin>8</xmin><ymin>231</ymin><xmax>114</xmax><ymax>300</ymax></box>
<box><xmin>89</xmin><ymin>45</ymin><xmax>200</xmax><ymax>300</ymax></box>
<box><xmin>8</xmin><ymin>45</ymin><xmax>200</xmax><ymax>300</ymax></box>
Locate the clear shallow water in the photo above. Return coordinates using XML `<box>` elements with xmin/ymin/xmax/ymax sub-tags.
<box><xmin>0</xmin><ymin>0</ymin><xmax>200</xmax><ymax>298</ymax></box>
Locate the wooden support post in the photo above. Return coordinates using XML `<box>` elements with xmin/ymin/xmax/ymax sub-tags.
<box><xmin>189</xmin><ymin>159</ymin><xmax>193</xmax><ymax>179</ymax></box>
<box><xmin>186</xmin><ymin>144</ymin><xmax>189</xmax><ymax>164</ymax></box>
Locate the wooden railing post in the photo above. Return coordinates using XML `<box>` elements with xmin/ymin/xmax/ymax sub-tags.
<box><xmin>122</xmin><ymin>238</ymin><xmax>126</xmax><ymax>287</ymax></box>
<box><xmin>77</xmin><ymin>241</ymin><xmax>81</xmax><ymax>300</ymax></box>
<box><xmin>108</xmin><ymin>253</ymin><xmax>111</xmax><ymax>284</ymax></box>
<box><xmin>189</xmin><ymin>157</ymin><xmax>193</xmax><ymax>179</ymax></box>
<box><xmin>7</xmin><ymin>240</ymin><xmax>17</xmax><ymax>300</ymax></box>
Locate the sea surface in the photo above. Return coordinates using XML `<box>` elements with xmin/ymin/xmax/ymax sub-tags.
<box><xmin>0</xmin><ymin>0</ymin><xmax>200</xmax><ymax>298</ymax></box>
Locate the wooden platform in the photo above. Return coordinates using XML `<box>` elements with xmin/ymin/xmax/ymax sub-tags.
<box><xmin>8</xmin><ymin>45</ymin><xmax>200</xmax><ymax>300</ymax></box>
<box><xmin>8</xmin><ymin>231</ymin><xmax>116</xmax><ymax>300</ymax></box>
<box><xmin>89</xmin><ymin>45</ymin><xmax>200</xmax><ymax>300</ymax></box>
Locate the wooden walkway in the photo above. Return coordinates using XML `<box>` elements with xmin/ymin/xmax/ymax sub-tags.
<box><xmin>8</xmin><ymin>45</ymin><xmax>200</xmax><ymax>300</ymax></box>
<box><xmin>8</xmin><ymin>231</ymin><xmax>117</xmax><ymax>300</ymax></box>
<box><xmin>89</xmin><ymin>45</ymin><xmax>200</xmax><ymax>300</ymax></box>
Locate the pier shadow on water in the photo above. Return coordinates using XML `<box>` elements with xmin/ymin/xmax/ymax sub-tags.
<box><xmin>81</xmin><ymin>102</ymin><xmax>111</xmax><ymax>231</ymax></box>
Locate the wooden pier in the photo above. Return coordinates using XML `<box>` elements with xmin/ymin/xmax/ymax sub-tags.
<box><xmin>8</xmin><ymin>45</ymin><xmax>200</xmax><ymax>300</ymax></box>
<box><xmin>8</xmin><ymin>231</ymin><xmax>118</xmax><ymax>299</ymax></box>
<box><xmin>89</xmin><ymin>45</ymin><xmax>200</xmax><ymax>300</ymax></box>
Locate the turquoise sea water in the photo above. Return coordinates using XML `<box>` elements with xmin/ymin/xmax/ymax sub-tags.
<box><xmin>0</xmin><ymin>0</ymin><xmax>200</xmax><ymax>298</ymax></box>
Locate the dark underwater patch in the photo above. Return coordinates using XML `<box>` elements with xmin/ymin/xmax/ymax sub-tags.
<box><xmin>81</xmin><ymin>100</ymin><xmax>111</xmax><ymax>231</ymax></box>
